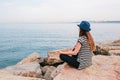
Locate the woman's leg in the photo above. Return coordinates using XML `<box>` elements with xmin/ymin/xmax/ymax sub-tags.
<box><xmin>60</xmin><ymin>54</ymin><xmax>79</xmax><ymax>68</ymax></box>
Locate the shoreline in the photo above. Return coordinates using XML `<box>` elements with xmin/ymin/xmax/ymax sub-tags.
<box><xmin>0</xmin><ymin>39</ymin><xmax>120</xmax><ymax>69</ymax></box>
<box><xmin>0</xmin><ymin>39</ymin><xmax>120</xmax><ymax>80</ymax></box>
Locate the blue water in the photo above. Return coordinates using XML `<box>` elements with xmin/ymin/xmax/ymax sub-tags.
<box><xmin>0</xmin><ymin>23</ymin><xmax>120</xmax><ymax>68</ymax></box>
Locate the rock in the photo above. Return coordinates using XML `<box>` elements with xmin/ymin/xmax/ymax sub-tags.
<box><xmin>53</xmin><ymin>55</ymin><xmax>120</xmax><ymax>80</ymax></box>
<box><xmin>41</xmin><ymin>66</ymin><xmax>50</xmax><ymax>75</ymax></box>
<box><xmin>3</xmin><ymin>52</ymin><xmax>42</xmax><ymax>78</ymax></box>
<box><xmin>112</xmin><ymin>39</ymin><xmax>120</xmax><ymax>46</ymax></box>
<box><xmin>0</xmin><ymin>70</ymin><xmax>45</xmax><ymax>80</ymax></box>
<box><xmin>94</xmin><ymin>39</ymin><xmax>120</xmax><ymax>56</ymax></box>
<box><xmin>4</xmin><ymin>62</ymin><xmax>42</xmax><ymax>78</ymax></box>
<box><xmin>45</xmin><ymin>48</ymin><xmax>72</xmax><ymax>65</ymax></box>
<box><xmin>43</xmin><ymin>66</ymin><xmax>56</xmax><ymax>80</ymax></box>
<box><xmin>93</xmin><ymin>45</ymin><xmax>109</xmax><ymax>55</ymax></box>
<box><xmin>109</xmin><ymin>50</ymin><xmax>120</xmax><ymax>56</ymax></box>
<box><xmin>51</xmin><ymin>63</ymin><xmax>65</xmax><ymax>78</ymax></box>
<box><xmin>17</xmin><ymin>52</ymin><xmax>42</xmax><ymax>65</ymax></box>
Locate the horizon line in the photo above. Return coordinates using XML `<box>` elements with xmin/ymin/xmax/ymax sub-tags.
<box><xmin>0</xmin><ymin>20</ymin><xmax>120</xmax><ymax>24</ymax></box>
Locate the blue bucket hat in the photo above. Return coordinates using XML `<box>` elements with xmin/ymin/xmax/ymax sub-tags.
<box><xmin>77</xmin><ymin>21</ymin><xmax>91</xmax><ymax>32</ymax></box>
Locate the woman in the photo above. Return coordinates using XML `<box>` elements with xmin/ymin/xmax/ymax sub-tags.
<box><xmin>57</xmin><ymin>21</ymin><xmax>96</xmax><ymax>69</ymax></box>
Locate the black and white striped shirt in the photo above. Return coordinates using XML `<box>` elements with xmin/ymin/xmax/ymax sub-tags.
<box><xmin>77</xmin><ymin>36</ymin><xmax>92</xmax><ymax>69</ymax></box>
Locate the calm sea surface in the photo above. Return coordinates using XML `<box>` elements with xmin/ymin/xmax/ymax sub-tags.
<box><xmin>0</xmin><ymin>23</ymin><xmax>120</xmax><ymax>68</ymax></box>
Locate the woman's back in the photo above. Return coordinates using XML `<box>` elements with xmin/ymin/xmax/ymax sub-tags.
<box><xmin>77</xmin><ymin>36</ymin><xmax>92</xmax><ymax>69</ymax></box>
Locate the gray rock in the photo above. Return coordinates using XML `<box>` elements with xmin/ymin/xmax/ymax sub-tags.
<box><xmin>51</xmin><ymin>63</ymin><xmax>65</xmax><ymax>78</ymax></box>
<box><xmin>44</xmin><ymin>66</ymin><xmax>56</xmax><ymax>80</ymax></box>
<box><xmin>41</xmin><ymin>66</ymin><xmax>50</xmax><ymax>75</ymax></box>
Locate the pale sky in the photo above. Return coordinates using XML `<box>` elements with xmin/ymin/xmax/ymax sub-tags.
<box><xmin>0</xmin><ymin>0</ymin><xmax>120</xmax><ymax>23</ymax></box>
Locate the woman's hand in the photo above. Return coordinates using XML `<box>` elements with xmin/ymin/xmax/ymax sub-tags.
<box><xmin>56</xmin><ymin>50</ymin><xmax>72</xmax><ymax>56</ymax></box>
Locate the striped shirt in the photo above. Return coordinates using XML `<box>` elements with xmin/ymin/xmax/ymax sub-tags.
<box><xmin>77</xmin><ymin>36</ymin><xmax>92</xmax><ymax>69</ymax></box>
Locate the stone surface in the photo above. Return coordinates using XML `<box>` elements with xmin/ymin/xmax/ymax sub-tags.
<box><xmin>4</xmin><ymin>62</ymin><xmax>42</xmax><ymax>78</ymax></box>
<box><xmin>109</xmin><ymin>50</ymin><xmax>120</xmax><ymax>56</ymax></box>
<box><xmin>43</xmin><ymin>66</ymin><xmax>56</xmax><ymax>80</ymax></box>
<box><xmin>51</xmin><ymin>63</ymin><xmax>65</xmax><ymax>78</ymax></box>
<box><xmin>112</xmin><ymin>39</ymin><xmax>120</xmax><ymax>46</ymax></box>
<box><xmin>93</xmin><ymin>45</ymin><xmax>109</xmax><ymax>55</ymax></box>
<box><xmin>0</xmin><ymin>70</ymin><xmax>45</xmax><ymax>80</ymax></box>
<box><xmin>94</xmin><ymin>39</ymin><xmax>120</xmax><ymax>56</ymax></box>
<box><xmin>41</xmin><ymin>66</ymin><xmax>50</xmax><ymax>75</ymax></box>
<box><xmin>3</xmin><ymin>52</ymin><xmax>42</xmax><ymax>78</ymax></box>
<box><xmin>17</xmin><ymin>52</ymin><xmax>42</xmax><ymax>65</ymax></box>
<box><xmin>53</xmin><ymin>55</ymin><xmax>120</xmax><ymax>80</ymax></box>
<box><xmin>45</xmin><ymin>48</ymin><xmax>72</xmax><ymax>65</ymax></box>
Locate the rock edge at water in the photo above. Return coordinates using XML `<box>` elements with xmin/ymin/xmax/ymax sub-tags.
<box><xmin>0</xmin><ymin>39</ymin><xmax>120</xmax><ymax>80</ymax></box>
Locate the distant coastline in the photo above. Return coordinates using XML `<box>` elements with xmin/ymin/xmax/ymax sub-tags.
<box><xmin>89</xmin><ymin>21</ymin><xmax>120</xmax><ymax>23</ymax></box>
<box><xmin>73</xmin><ymin>21</ymin><xmax>120</xmax><ymax>24</ymax></box>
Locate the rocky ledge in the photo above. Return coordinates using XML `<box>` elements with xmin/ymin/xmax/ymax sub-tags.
<box><xmin>0</xmin><ymin>39</ymin><xmax>120</xmax><ymax>80</ymax></box>
<box><xmin>94</xmin><ymin>39</ymin><xmax>120</xmax><ymax>55</ymax></box>
<box><xmin>53</xmin><ymin>55</ymin><xmax>120</xmax><ymax>80</ymax></box>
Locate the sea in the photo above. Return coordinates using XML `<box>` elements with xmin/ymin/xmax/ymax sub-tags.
<box><xmin>0</xmin><ymin>22</ymin><xmax>120</xmax><ymax>68</ymax></box>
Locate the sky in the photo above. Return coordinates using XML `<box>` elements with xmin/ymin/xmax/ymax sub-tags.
<box><xmin>0</xmin><ymin>0</ymin><xmax>120</xmax><ymax>23</ymax></box>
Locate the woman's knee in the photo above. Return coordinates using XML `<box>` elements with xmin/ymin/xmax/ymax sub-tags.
<box><xmin>59</xmin><ymin>54</ymin><xmax>68</xmax><ymax>60</ymax></box>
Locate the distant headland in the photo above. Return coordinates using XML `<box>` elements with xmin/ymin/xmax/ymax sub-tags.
<box><xmin>72</xmin><ymin>21</ymin><xmax>120</xmax><ymax>23</ymax></box>
<box><xmin>90</xmin><ymin>21</ymin><xmax>120</xmax><ymax>23</ymax></box>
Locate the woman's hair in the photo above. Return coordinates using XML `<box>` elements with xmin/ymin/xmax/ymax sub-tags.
<box><xmin>79</xmin><ymin>29</ymin><xmax>96</xmax><ymax>51</ymax></box>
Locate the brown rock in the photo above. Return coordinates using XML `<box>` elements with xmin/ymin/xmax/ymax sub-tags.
<box><xmin>112</xmin><ymin>39</ymin><xmax>120</xmax><ymax>46</ymax></box>
<box><xmin>93</xmin><ymin>45</ymin><xmax>109</xmax><ymax>55</ymax></box>
<box><xmin>51</xmin><ymin>63</ymin><xmax>65</xmax><ymax>78</ymax></box>
<box><xmin>53</xmin><ymin>55</ymin><xmax>120</xmax><ymax>80</ymax></box>
<box><xmin>41</xmin><ymin>66</ymin><xmax>50</xmax><ymax>75</ymax></box>
<box><xmin>17</xmin><ymin>52</ymin><xmax>42</xmax><ymax>65</ymax></box>
<box><xmin>4</xmin><ymin>62</ymin><xmax>42</xmax><ymax>78</ymax></box>
<box><xmin>4</xmin><ymin>52</ymin><xmax>42</xmax><ymax>78</ymax></box>
<box><xmin>94</xmin><ymin>39</ymin><xmax>120</xmax><ymax>56</ymax></box>
<box><xmin>45</xmin><ymin>48</ymin><xmax>72</xmax><ymax>65</ymax></box>
<box><xmin>109</xmin><ymin>50</ymin><xmax>120</xmax><ymax>56</ymax></box>
<box><xmin>44</xmin><ymin>66</ymin><xmax>56</xmax><ymax>80</ymax></box>
<box><xmin>0</xmin><ymin>70</ymin><xmax>45</xmax><ymax>80</ymax></box>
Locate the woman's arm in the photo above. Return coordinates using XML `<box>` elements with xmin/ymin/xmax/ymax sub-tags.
<box><xmin>58</xmin><ymin>42</ymin><xmax>81</xmax><ymax>55</ymax></box>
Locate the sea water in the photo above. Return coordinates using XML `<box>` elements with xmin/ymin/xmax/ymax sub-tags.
<box><xmin>0</xmin><ymin>22</ymin><xmax>120</xmax><ymax>68</ymax></box>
